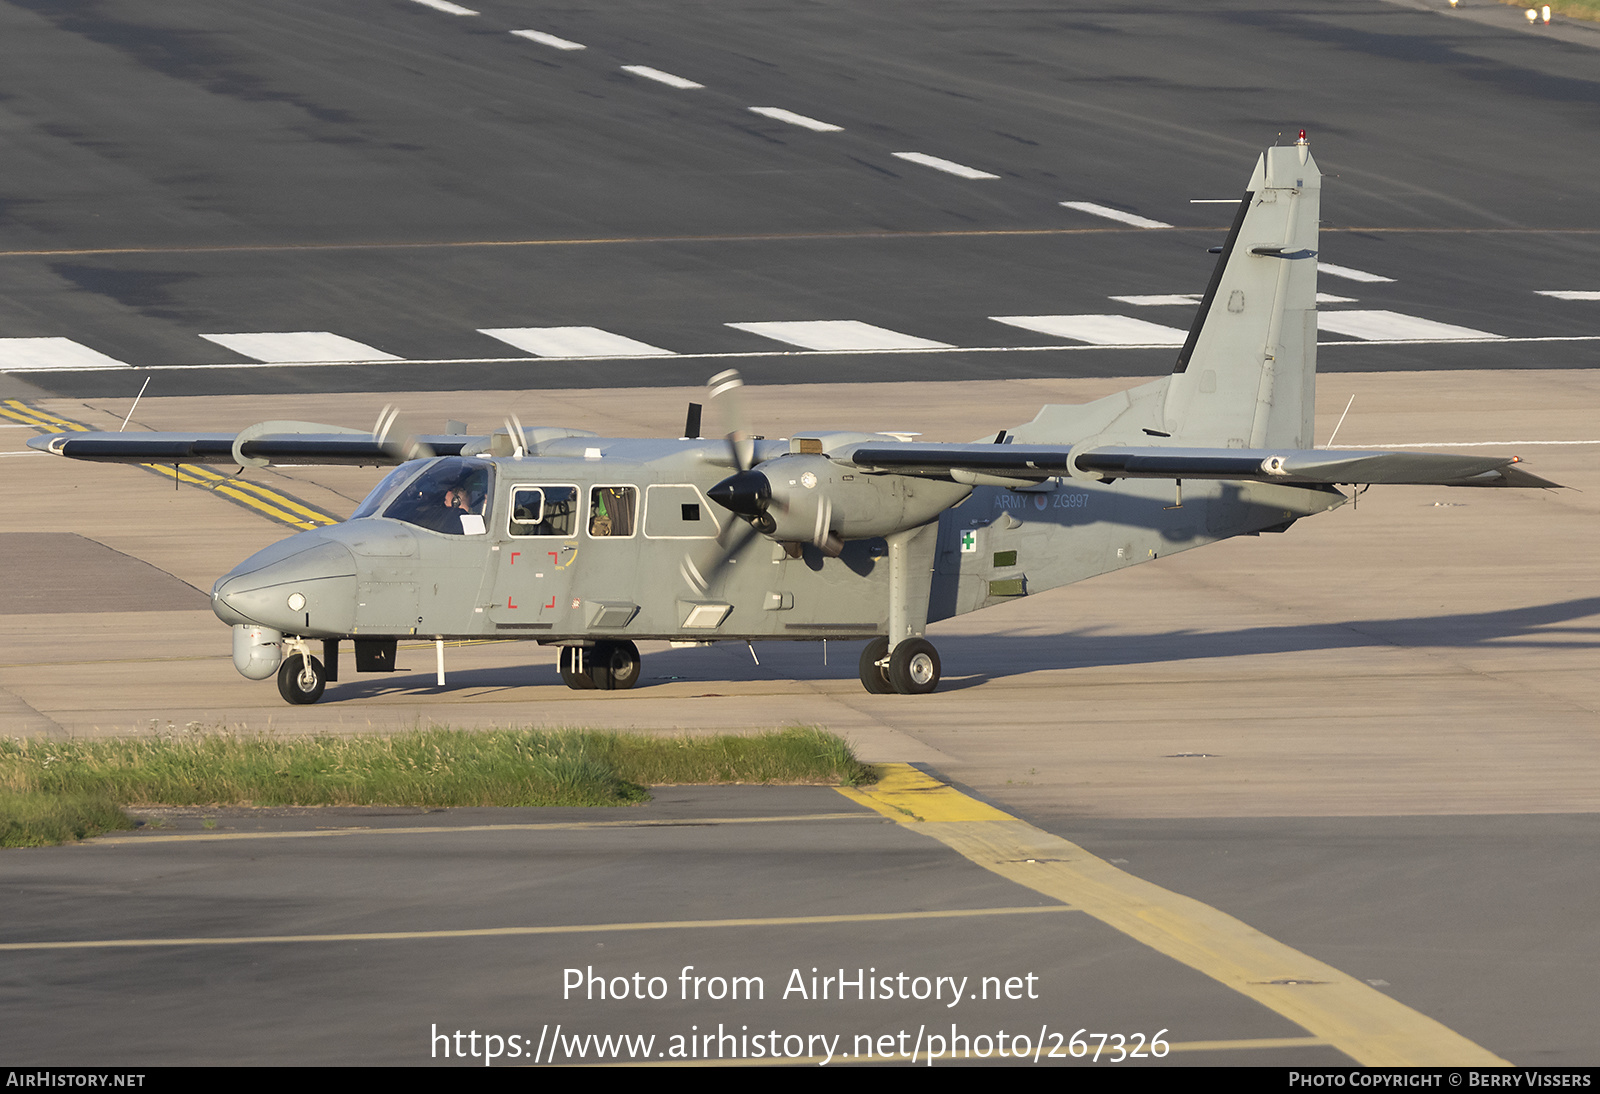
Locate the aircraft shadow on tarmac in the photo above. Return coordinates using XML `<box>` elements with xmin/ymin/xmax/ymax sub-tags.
<box><xmin>311</xmin><ymin>595</ymin><xmax>1600</xmax><ymax>700</ymax></box>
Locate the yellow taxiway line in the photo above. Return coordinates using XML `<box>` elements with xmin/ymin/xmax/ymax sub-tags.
<box><xmin>4</xmin><ymin>399</ymin><xmax>341</xmax><ymax>530</ymax></box>
<box><xmin>838</xmin><ymin>764</ymin><xmax>1509</xmax><ymax>1067</ymax></box>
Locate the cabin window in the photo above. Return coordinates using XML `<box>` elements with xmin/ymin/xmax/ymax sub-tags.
<box><xmin>643</xmin><ymin>484</ymin><xmax>721</xmax><ymax>539</ymax></box>
<box><xmin>588</xmin><ymin>486</ymin><xmax>638</xmax><ymax>537</ymax></box>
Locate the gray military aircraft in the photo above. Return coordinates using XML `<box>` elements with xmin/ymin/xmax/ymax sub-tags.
<box><xmin>30</xmin><ymin>137</ymin><xmax>1558</xmax><ymax>703</ymax></box>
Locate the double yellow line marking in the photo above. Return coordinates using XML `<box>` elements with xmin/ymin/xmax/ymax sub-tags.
<box><xmin>2</xmin><ymin>398</ymin><xmax>342</xmax><ymax>530</ymax></box>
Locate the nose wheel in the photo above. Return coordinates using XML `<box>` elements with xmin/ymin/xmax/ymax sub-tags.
<box><xmin>858</xmin><ymin>636</ymin><xmax>941</xmax><ymax>695</ymax></box>
<box><xmin>277</xmin><ymin>653</ymin><xmax>327</xmax><ymax>704</ymax></box>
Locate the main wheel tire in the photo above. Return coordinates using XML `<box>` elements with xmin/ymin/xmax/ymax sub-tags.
<box><xmin>887</xmin><ymin>638</ymin><xmax>941</xmax><ymax>695</ymax></box>
<box><xmin>858</xmin><ymin>636</ymin><xmax>894</xmax><ymax>694</ymax></box>
<box><xmin>598</xmin><ymin>640</ymin><xmax>641</xmax><ymax>691</ymax></box>
<box><xmin>558</xmin><ymin>646</ymin><xmax>597</xmax><ymax>690</ymax></box>
<box><xmin>277</xmin><ymin>653</ymin><xmax>326</xmax><ymax>705</ymax></box>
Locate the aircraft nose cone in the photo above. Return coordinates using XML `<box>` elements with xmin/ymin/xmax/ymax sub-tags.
<box><xmin>708</xmin><ymin>469</ymin><xmax>771</xmax><ymax>517</ymax></box>
<box><xmin>212</xmin><ymin>536</ymin><xmax>357</xmax><ymax>633</ymax></box>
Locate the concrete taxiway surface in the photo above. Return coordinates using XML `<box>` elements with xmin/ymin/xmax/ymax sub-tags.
<box><xmin>2</xmin><ymin>0</ymin><xmax>1599</xmax><ymax>1069</ymax></box>
<box><xmin>4</xmin><ymin>371</ymin><xmax>1598</xmax><ymax>1066</ymax></box>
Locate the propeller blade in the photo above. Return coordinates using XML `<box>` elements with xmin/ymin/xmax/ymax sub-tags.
<box><xmin>708</xmin><ymin>368</ymin><xmax>753</xmax><ymax>471</ymax></box>
<box><xmin>681</xmin><ymin>519</ymin><xmax>762</xmax><ymax>595</ymax></box>
<box><xmin>502</xmin><ymin>414</ymin><xmax>530</xmax><ymax>458</ymax></box>
<box><xmin>372</xmin><ymin>404</ymin><xmax>435</xmax><ymax>461</ymax></box>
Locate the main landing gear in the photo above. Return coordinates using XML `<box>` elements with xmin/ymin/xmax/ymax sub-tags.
<box><xmin>858</xmin><ymin>636</ymin><xmax>942</xmax><ymax>695</ymax></box>
<box><xmin>558</xmin><ymin>640</ymin><xmax>641</xmax><ymax>691</ymax></box>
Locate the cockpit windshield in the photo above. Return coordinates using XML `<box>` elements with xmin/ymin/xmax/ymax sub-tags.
<box><xmin>380</xmin><ymin>457</ymin><xmax>494</xmax><ymax>536</ymax></box>
<box><xmin>350</xmin><ymin>464</ymin><xmax>421</xmax><ymax>520</ymax></box>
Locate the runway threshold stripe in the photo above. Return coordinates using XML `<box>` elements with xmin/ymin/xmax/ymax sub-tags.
<box><xmin>479</xmin><ymin>326</ymin><xmax>675</xmax><ymax>357</ymax></box>
<box><xmin>511</xmin><ymin>30</ymin><xmax>586</xmax><ymax>50</ymax></box>
<box><xmin>1110</xmin><ymin>294</ymin><xmax>1200</xmax><ymax>306</ymax></box>
<box><xmin>199</xmin><ymin>332</ymin><xmax>401</xmax><ymax>363</ymax></box>
<box><xmin>726</xmin><ymin>320</ymin><xmax>952</xmax><ymax>351</ymax></box>
<box><xmin>0</xmin><ymin>905</ymin><xmax>1074</xmax><ymax>951</ymax></box>
<box><xmin>838</xmin><ymin>765</ymin><xmax>1510</xmax><ymax>1068</ymax></box>
<box><xmin>0</xmin><ymin>337</ymin><xmax>131</xmax><ymax>371</ymax></box>
<box><xmin>1317</xmin><ymin>311</ymin><xmax>1499</xmax><ymax>342</ymax></box>
<box><xmin>747</xmin><ymin>107</ymin><xmax>843</xmax><ymax>132</ymax></box>
<box><xmin>1059</xmin><ymin>202</ymin><xmax>1172</xmax><ymax>229</ymax></box>
<box><xmin>1317</xmin><ymin>262</ymin><xmax>1395</xmax><ymax>284</ymax></box>
<box><xmin>890</xmin><ymin>153</ymin><xmax>1000</xmax><ymax>180</ymax></box>
<box><xmin>409</xmin><ymin>0</ymin><xmax>477</xmax><ymax>14</ymax></box>
<box><xmin>621</xmin><ymin>65</ymin><xmax>704</xmax><ymax>90</ymax></box>
<box><xmin>990</xmin><ymin>314</ymin><xmax>1189</xmax><ymax>346</ymax></box>
<box><xmin>95</xmin><ymin>811</ymin><xmax>874</xmax><ymax>844</ymax></box>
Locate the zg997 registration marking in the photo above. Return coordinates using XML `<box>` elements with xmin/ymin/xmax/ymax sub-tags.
<box><xmin>1052</xmin><ymin>492</ymin><xmax>1090</xmax><ymax>509</ymax></box>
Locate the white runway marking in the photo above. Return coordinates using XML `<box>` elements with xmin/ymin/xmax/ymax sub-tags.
<box><xmin>1536</xmin><ymin>290</ymin><xmax>1600</xmax><ymax>301</ymax></box>
<box><xmin>727</xmin><ymin>320</ymin><xmax>952</xmax><ymax>351</ymax></box>
<box><xmin>1317</xmin><ymin>261</ymin><xmax>1395</xmax><ymax>284</ymax></box>
<box><xmin>891</xmin><ymin>152</ymin><xmax>1000</xmax><ymax>180</ymax></box>
<box><xmin>1111</xmin><ymin>294</ymin><xmax>1199</xmax><ymax>306</ymax></box>
<box><xmin>1317</xmin><ymin>293</ymin><xmax>1358</xmax><ymax>304</ymax></box>
<box><xmin>620</xmin><ymin>65</ymin><xmax>704</xmax><ymax>89</ymax></box>
<box><xmin>478</xmin><ymin>326</ymin><xmax>675</xmax><ymax>357</ymax></box>
<box><xmin>990</xmin><ymin>314</ymin><xmax>1189</xmax><ymax>345</ymax></box>
<box><xmin>1189</xmin><ymin>199</ymin><xmax>1239</xmax><ymax>204</ymax></box>
<box><xmin>14</xmin><ymin>332</ymin><xmax>1600</xmax><ymax>372</ymax></box>
<box><xmin>747</xmin><ymin>107</ymin><xmax>843</xmax><ymax>132</ymax></box>
<box><xmin>199</xmin><ymin>332</ymin><xmax>401</xmax><ymax>363</ymax></box>
<box><xmin>409</xmin><ymin>0</ymin><xmax>477</xmax><ymax>14</ymax></box>
<box><xmin>1059</xmin><ymin>202</ymin><xmax>1172</xmax><ymax>229</ymax></box>
<box><xmin>1316</xmin><ymin>310</ymin><xmax>1499</xmax><ymax>342</ymax></box>
<box><xmin>0</xmin><ymin>337</ymin><xmax>131</xmax><ymax>371</ymax></box>
<box><xmin>510</xmin><ymin>30</ymin><xmax>585</xmax><ymax>50</ymax></box>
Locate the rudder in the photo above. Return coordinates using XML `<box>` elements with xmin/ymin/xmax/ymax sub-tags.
<box><xmin>1161</xmin><ymin>138</ymin><xmax>1321</xmax><ymax>449</ymax></box>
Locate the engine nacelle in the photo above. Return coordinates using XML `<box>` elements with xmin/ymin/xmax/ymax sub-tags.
<box><xmin>232</xmin><ymin>624</ymin><xmax>284</xmax><ymax>680</ymax></box>
<box><xmin>710</xmin><ymin>455</ymin><xmax>968</xmax><ymax>547</ymax></box>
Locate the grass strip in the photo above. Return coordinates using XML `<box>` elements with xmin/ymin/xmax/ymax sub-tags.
<box><xmin>1500</xmin><ymin>0</ymin><xmax>1600</xmax><ymax>22</ymax></box>
<box><xmin>0</xmin><ymin>727</ymin><xmax>875</xmax><ymax>847</ymax></box>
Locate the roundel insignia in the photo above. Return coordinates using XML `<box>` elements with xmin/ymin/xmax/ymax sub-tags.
<box><xmin>1034</xmin><ymin>494</ymin><xmax>1048</xmax><ymax>510</ymax></box>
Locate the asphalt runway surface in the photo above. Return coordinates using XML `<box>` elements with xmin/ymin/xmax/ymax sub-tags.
<box><xmin>2</xmin><ymin>0</ymin><xmax>1599</xmax><ymax>1069</ymax></box>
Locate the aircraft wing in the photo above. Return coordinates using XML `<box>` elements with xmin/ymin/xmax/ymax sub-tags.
<box><xmin>27</xmin><ymin>428</ymin><xmax>479</xmax><ymax>465</ymax></box>
<box><xmin>845</xmin><ymin>443</ymin><xmax>1561</xmax><ymax>488</ymax></box>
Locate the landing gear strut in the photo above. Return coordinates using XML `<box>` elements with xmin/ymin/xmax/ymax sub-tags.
<box><xmin>559</xmin><ymin>641</ymin><xmax>641</xmax><ymax>691</ymax></box>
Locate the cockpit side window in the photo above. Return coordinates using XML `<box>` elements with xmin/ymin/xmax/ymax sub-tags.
<box><xmin>382</xmin><ymin>457</ymin><xmax>494</xmax><ymax>536</ymax></box>
<box><xmin>509</xmin><ymin>485</ymin><xmax>578</xmax><ymax>537</ymax></box>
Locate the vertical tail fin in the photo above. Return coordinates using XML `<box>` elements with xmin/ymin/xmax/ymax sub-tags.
<box><xmin>1162</xmin><ymin>138</ymin><xmax>1321</xmax><ymax>449</ymax></box>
